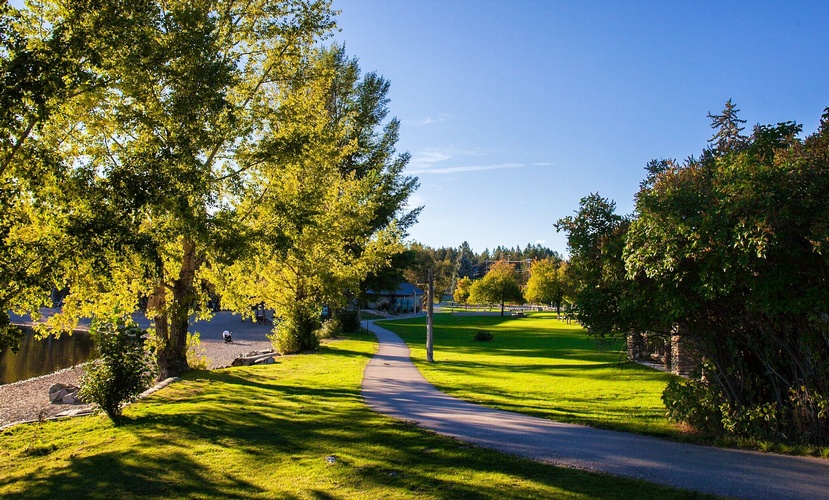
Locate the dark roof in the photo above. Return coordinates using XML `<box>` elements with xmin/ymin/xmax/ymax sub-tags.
<box><xmin>396</xmin><ymin>282</ymin><xmax>424</xmax><ymax>296</ymax></box>
<box><xmin>367</xmin><ymin>282</ymin><xmax>424</xmax><ymax>296</ymax></box>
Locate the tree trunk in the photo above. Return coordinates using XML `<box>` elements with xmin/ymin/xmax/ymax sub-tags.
<box><xmin>155</xmin><ymin>239</ymin><xmax>201</xmax><ymax>380</ymax></box>
<box><xmin>500</xmin><ymin>300</ymin><xmax>505</xmax><ymax>317</ymax></box>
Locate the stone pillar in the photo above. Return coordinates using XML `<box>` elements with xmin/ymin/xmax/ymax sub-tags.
<box><xmin>627</xmin><ymin>332</ymin><xmax>645</xmax><ymax>361</ymax></box>
<box><xmin>671</xmin><ymin>333</ymin><xmax>695</xmax><ymax>377</ymax></box>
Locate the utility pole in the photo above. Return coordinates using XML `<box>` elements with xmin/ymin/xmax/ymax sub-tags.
<box><xmin>426</xmin><ymin>268</ymin><xmax>434</xmax><ymax>362</ymax></box>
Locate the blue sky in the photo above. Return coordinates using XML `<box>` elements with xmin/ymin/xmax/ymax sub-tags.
<box><xmin>331</xmin><ymin>1</ymin><xmax>829</xmax><ymax>255</ymax></box>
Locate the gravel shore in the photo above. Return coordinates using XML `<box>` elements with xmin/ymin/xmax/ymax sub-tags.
<box><xmin>0</xmin><ymin>337</ymin><xmax>273</xmax><ymax>428</ymax></box>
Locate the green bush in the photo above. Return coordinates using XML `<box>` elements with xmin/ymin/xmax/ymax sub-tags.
<box><xmin>79</xmin><ymin>321</ymin><xmax>156</xmax><ymax>421</ymax></box>
<box><xmin>720</xmin><ymin>401</ymin><xmax>783</xmax><ymax>442</ymax></box>
<box><xmin>662</xmin><ymin>378</ymin><xmax>723</xmax><ymax>435</ymax></box>
<box><xmin>316</xmin><ymin>318</ymin><xmax>342</xmax><ymax>340</ymax></box>
<box><xmin>664</xmin><ymin>374</ymin><xmax>829</xmax><ymax>445</ymax></box>
<box><xmin>337</xmin><ymin>310</ymin><xmax>361</xmax><ymax>333</ymax></box>
<box><xmin>272</xmin><ymin>320</ymin><xmax>302</xmax><ymax>354</ymax></box>
<box><xmin>270</xmin><ymin>312</ymin><xmax>320</xmax><ymax>354</ymax></box>
<box><xmin>788</xmin><ymin>387</ymin><xmax>829</xmax><ymax>444</ymax></box>
<box><xmin>474</xmin><ymin>330</ymin><xmax>493</xmax><ymax>341</ymax></box>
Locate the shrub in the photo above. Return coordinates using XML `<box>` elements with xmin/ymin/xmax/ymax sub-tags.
<box><xmin>316</xmin><ymin>318</ymin><xmax>342</xmax><ymax>340</ymax></box>
<box><xmin>337</xmin><ymin>310</ymin><xmax>361</xmax><ymax>333</ymax></box>
<box><xmin>663</xmin><ymin>363</ymin><xmax>829</xmax><ymax>445</ymax></box>
<box><xmin>186</xmin><ymin>331</ymin><xmax>209</xmax><ymax>370</ymax></box>
<box><xmin>662</xmin><ymin>378</ymin><xmax>723</xmax><ymax>435</ymax></box>
<box><xmin>79</xmin><ymin>320</ymin><xmax>156</xmax><ymax>421</ymax></box>
<box><xmin>474</xmin><ymin>330</ymin><xmax>493</xmax><ymax>341</ymax></box>
<box><xmin>272</xmin><ymin>320</ymin><xmax>302</xmax><ymax>354</ymax></box>
<box><xmin>720</xmin><ymin>401</ymin><xmax>783</xmax><ymax>442</ymax></box>
<box><xmin>270</xmin><ymin>311</ymin><xmax>320</xmax><ymax>354</ymax></box>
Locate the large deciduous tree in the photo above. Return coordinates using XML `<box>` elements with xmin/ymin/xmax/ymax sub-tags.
<box><xmin>468</xmin><ymin>260</ymin><xmax>523</xmax><ymax>316</ymax></box>
<box><xmin>10</xmin><ymin>1</ymin><xmax>417</xmax><ymax>379</ymax></box>
<box><xmin>625</xmin><ymin>104</ymin><xmax>829</xmax><ymax>443</ymax></box>
<box><xmin>555</xmin><ymin>194</ymin><xmax>636</xmax><ymax>337</ymax></box>
<box><xmin>46</xmin><ymin>0</ymin><xmax>339</xmax><ymax>379</ymax></box>
<box><xmin>555</xmin><ymin>102</ymin><xmax>828</xmax><ymax>445</ymax></box>
<box><xmin>524</xmin><ymin>258</ymin><xmax>569</xmax><ymax>317</ymax></box>
<box><xmin>211</xmin><ymin>45</ymin><xmax>419</xmax><ymax>353</ymax></box>
<box><xmin>559</xmin><ymin>103</ymin><xmax>829</xmax><ymax>444</ymax></box>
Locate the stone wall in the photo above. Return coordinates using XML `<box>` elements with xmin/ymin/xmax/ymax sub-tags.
<box><xmin>628</xmin><ymin>330</ymin><xmax>699</xmax><ymax>378</ymax></box>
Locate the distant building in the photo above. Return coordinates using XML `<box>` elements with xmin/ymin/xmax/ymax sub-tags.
<box><xmin>366</xmin><ymin>283</ymin><xmax>424</xmax><ymax>314</ymax></box>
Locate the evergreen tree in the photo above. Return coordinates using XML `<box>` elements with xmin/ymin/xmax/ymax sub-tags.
<box><xmin>455</xmin><ymin>241</ymin><xmax>475</xmax><ymax>279</ymax></box>
<box><xmin>707</xmin><ymin>99</ymin><xmax>748</xmax><ymax>153</ymax></box>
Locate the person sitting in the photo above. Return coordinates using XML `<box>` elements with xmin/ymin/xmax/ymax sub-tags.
<box><xmin>222</xmin><ymin>330</ymin><xmax>232</xmax><ymax>343</ymax></box>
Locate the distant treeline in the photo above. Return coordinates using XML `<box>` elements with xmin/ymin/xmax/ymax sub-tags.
<box><xmin>394</xmin><ymin>241</ymin><xmax>560</xmax><ymax>296</ymax></box>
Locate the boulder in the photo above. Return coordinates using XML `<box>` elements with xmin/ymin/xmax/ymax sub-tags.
<box><xmin>231</xmin><ymin>350</ymin><xmax>277</xmax><ymax>366</ymax></box>
<box><xmin>49</xmin><ymin>383</ymin><xmax>67</xmax><ymax>403</ymax></box>
<box><xmin>62</xmin><ymin>393</ymin><xmax>79</xmax><ymax>404</ymax></box>
<box><xmin>49</xmin><ymin>383</ymin><xmax>83</xmax><ymax>405</ymax></box>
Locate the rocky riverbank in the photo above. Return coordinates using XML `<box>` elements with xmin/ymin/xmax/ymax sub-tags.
<box><xmin>0</xmin><ymin>337</ymin><xmax>273</xmax><ymax>428</ymax></box>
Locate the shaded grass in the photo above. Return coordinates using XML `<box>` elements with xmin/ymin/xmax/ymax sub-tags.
<box><xmin>0</xmin><ymin>333</ymin><xmax>713</xmax><ymax>499</ymax></box>
<box><xmin>378</xmin><ymin>313</ymin><xmax>686</xmax><ymax>438</ymax></box>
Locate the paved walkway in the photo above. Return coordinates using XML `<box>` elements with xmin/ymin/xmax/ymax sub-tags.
<box><xmin>361</xmin><ymin>322</ymin><xmax>829</xmax><ymax>500</ymax></box>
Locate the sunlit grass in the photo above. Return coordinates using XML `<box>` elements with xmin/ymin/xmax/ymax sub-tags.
<box><xmin>378</xmin><ymin>312</ymin><xmax>685</xmax><ymax>438</ymax></box>
<box><xmin>0</xmin><ymin>332</ymin><xmax>711</xmax><ymax>499</ymax></box>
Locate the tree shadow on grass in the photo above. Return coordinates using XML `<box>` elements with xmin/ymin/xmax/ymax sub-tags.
<box><xmin>3</xmin><ymin>343</ymin><xmax>706</xmax><ymax>499</ymax></box>
<box><xmin>123</xmin><ymin>370</ymin><xmax>704</xmax><ymax>499</ymax></box>
<box><xmin>0</xmin><ymin>448</ymin><xmax>265</xmax><ymax>499</ymax></box>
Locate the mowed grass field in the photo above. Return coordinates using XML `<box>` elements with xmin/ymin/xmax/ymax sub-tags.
<box><xmin>0</xmin><ymin>332</ymin><xmax>712</xmax><ymax>499</ymax></box>
<box><xmin>378</xmin><ymin>312</ymin><xmax>685</xmax><ymax>438</ymax></box>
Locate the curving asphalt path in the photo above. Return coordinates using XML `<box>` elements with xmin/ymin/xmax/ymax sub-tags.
<box><xmin>361</xmin><ymin>322</ymin><xmax>829</xmax><ymax>500</ymax></box>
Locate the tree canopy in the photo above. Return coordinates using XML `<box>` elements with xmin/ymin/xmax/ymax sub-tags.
<box><xmin>468</xmin><ymin>260</ymin><xmax>523</xmax><ymax>316</ymax></box>
<box><xmin>452</xmin><ymin>276</ymin><xmax>473</xmax><ymax>304</ymax></box>
<box><xmin>524</xmin><ymin>258</ymin><xmax>569</xmax><ymax>316</ymax></box>
<box><xmin>558</xmin><ymin>102</ymin><xmax>829</xmax><ymax>444</ymax></box>
<box><xmin>554</xmin><ymin>193</ymin><xmax>638</xmax><ymax>336</ymax></box>
<box><xmin>1</xmin><ymin>1</ymin><xmax>417</xmax><ymax>376</ymax></box>
<box><xmin>0</xmin><ymin>0</ymin><xmax>106</xmax><ymax>350</ymax></box>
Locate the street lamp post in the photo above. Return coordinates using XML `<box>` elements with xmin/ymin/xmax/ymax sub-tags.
<box><xmin>426</xmin><ymin>268</ymin><xmax>434</xmax><ymax>362</ymax></box>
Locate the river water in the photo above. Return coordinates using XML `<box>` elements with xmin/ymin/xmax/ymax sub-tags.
<box><xmin>0</xmin><ymin>327</ymin><xmax>94</xmax><ymax>385</ymax></box>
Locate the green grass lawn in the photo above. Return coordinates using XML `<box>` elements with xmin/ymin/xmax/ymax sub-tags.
<box><xmin>377</xmin><ymin>312</ymin><xmax>685</xmax><ymax>438</ymax></box>
<box><xmin>0</xmin><ymin>332</ymin><xmax>713</xmax><ymax>499</ymax></box>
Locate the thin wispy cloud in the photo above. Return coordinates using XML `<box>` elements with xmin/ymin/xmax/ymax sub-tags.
<box><xmin>408</xmin><ymin>161</ymin><xmax>551</xmax><ymax>175</ymax></box>
<box><xmin>411</xmin><ymin>149</ymin><xmax>452</xmax><ymax>165</ymax></box>
<box><xmin>406</xmin><ymin>113</ymin><xmax>452</xmax><ymax>126</ymax></box>
<box><xmin>408</xmin><ymin>147</ymin><xmax>554</xmax><ymax>175</ymax></box>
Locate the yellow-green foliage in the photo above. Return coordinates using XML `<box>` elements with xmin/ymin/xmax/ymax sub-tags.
<box><xmin>316</xmin><ymin>318</ymin><xmax>342</xmax><ymax>340</ymax></box>
<box><xmin>185</xmin><ymin>332</ymin><xmax>209</xmax><ymax>370</ymax></box>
